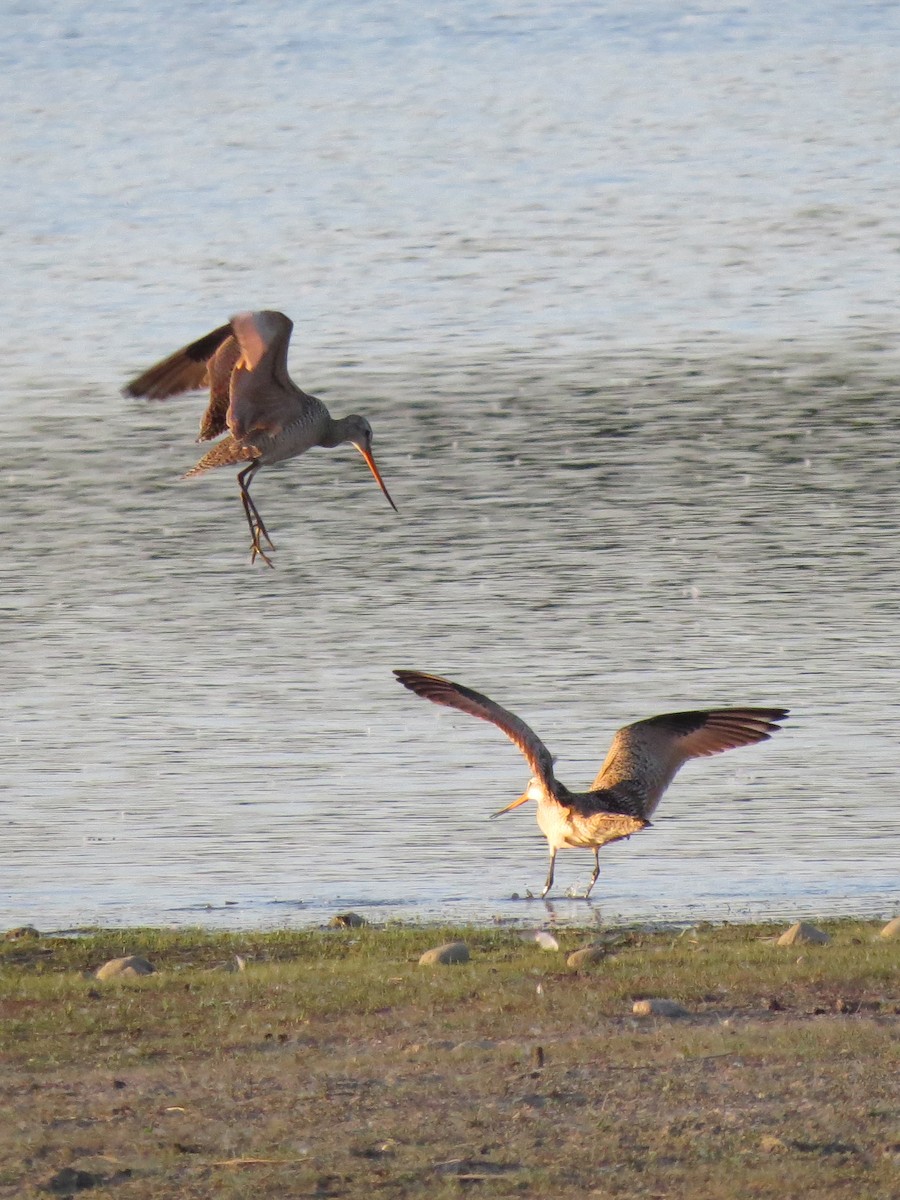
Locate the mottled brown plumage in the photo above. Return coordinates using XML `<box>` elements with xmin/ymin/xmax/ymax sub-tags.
<box><xmin>394</xmin><ymin>670</ymin><xmax>788</xmax><ymax>899</ymax></box>
<box><xmin>124</xmin><ymin>310</ymin><xmax>398</xmax><ymax>566</ymax></box>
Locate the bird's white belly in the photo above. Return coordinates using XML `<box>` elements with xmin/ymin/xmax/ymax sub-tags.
<box><xmin>536</xmin><ymin>801</ymin><xmax>587</xmax><ymax>851</ymax></box>
<box><xmin>536</xmin><ymin>799</ymin><xmax>644</xmax><ymax>851</ymax></box>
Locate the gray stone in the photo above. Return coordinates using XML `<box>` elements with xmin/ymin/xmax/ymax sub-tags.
<box><xmin>418</xmin><ymin>941</ymin><xmax>470</xmax><ymax>966</ymax></box>
<box><xmin>329</xmin><ymin>912</ymin><xmax>367</xmax><ymax>928</ymax></box>
<box><xmin>776</xmin><ymin>921</ymin><xmax>830</xmax><ymax>946</ymax></box>
<box><xmin>632</xmin><ymin>998</ymin><xmax>689</xmax><ymax>1017</ymax></box>
<box><xmin>43</xmin><ymin>1166</ymin><xmax>100</xmax><ymax>1194</ymax></box>
<box><xmin>94</xmin><ymin>955</ymin><xmax>156</xmax><ymax>980</ymax></box>
<box><xmin>567</xmin><ymin>944</ymin><xmax>607</xmax><ymax>969</ymax></box>
<box><xmin>4</xmin><ymin>925</ymin><xmax>40</xmax><ymax>941</ymax></box>
<box><xmin>43</xmin><ymin>1157</ymin><xmax>134</xmax><ymax>1193</ymax></box>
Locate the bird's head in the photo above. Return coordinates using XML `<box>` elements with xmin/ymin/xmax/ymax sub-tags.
<box><xmin>490</xmin><ymin>776</ymin><xmax>545</xmax><ymax>819</ymax></box>
<box><xmin>342</xmin><ymin>415</ymin><xmax>398</xmax><ymax>513</ymax></box>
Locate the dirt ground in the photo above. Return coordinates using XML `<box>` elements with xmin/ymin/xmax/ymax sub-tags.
<box><xmin>0</xmin><ymin>921</ymin><xmax>897</xmax><ymax>1198</ymax></box>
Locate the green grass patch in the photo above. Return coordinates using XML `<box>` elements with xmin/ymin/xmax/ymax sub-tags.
<box><xmin>0</xmin><ymin>919</ymin><xmax>897</xmax><ymax>1198</ymax></box>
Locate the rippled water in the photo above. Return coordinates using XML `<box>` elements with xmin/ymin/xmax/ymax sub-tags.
<box><xmin>2</xmin><ymin>2</ymin><xmax>899</xmax><ymax>929</ymax></box>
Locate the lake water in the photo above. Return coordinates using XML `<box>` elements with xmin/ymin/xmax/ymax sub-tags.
<box><xmin>2</xmin><ymin>1</ymin><xmax>899</xmax><ymax>931</ymax></box>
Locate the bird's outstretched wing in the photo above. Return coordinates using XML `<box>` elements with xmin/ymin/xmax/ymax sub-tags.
<box><xmin>226</xmin><ymin>310</ymin><xmax>307</xmax><ymax>442</ymax></box>
<box><xmin>123</xmin><ymin>323</ymin><xmax>234</xmax><ymax>400</ymax></box>
<box><xmin>394</xmin><ymin>670</ymin><xmax>557</xmax><ymax>790</ymax></box>
<box><xmin>591</xmin><ymin>707</ymin><xmax>788</xmax><ymax>819</ymax></box>
<box><xmin>123</xmin><ymin>311</ymin><xmax>304</xmax><ymax>443</ymax></box>
<box><xmin>123</xmin><ymin>320</ymin><xmax>240</xmax><ymax>442</ymax></box>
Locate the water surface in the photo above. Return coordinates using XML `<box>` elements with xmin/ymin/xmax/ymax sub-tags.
<box><xmin>2</xmin><ymin>2</ymin><xmax>899</xmax><ymax>929</ymax></box>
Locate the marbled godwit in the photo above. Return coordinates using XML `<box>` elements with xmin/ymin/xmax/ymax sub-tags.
<box><xmin>394</xmin><ymin>670</ymin><xmax>788</xmax><ymax>899</ymax></box>
<box><xmin>124</xmin><ymin>310</ymin><xmax>398</xmax><ymax>565</ymax></box>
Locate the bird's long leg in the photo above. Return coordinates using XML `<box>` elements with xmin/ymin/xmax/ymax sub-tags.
<box><xmin>541</xmin><ymin>850</ymin><xmax>557</xmax><ymax>899</ymax></box>
<box><xmin>239</xmin><ymin>483</ymin><xmax>273</xmax><ymax>567</ymax></box>
<box><xmin>245</xmin><ymin>494</ymin><xmax>275</xmax><ymax>557</ymax></box>
<box><xmin>237</xmin><ymin>462</ymin><xmax>276</xmax><ymax>567</ymax></box>
<box><xmin>238</xmin><ymin>464</ymin><xmax>275</xmax><ymax>550</ymax></box>
<box><xmin>584</xmin><ymin>848</ymin><xmax>601</xmax><ymax>899</ymax></box>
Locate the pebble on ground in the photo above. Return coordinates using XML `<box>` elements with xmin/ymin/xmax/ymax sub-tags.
<box><xmin>632</xmin><ymin>998</ymin><xmax>690</xmax><ymax>1018</ymax></box>
<box><xmin>776</xmin><ymin>921</ymin><xmax>830</xmax><ymax>946</ymax></box>
<box><xmin>94</xmin><ymin>955</ymin><xmax>156</xmax><ymax>980</ymax></box>
<box><xmin>329</xmin><ymin>912</ymin><xmax>367</xmax><ymax>928</ymax></box>
<box><xmin>567</xmin><ymin>944</ymin><xmax>608</xmax><ymax>969</ymax></box>
<box><xmin>418</xmin><ymin>942</ymin><xmax>470</xmax><ymax>966</ymax></box>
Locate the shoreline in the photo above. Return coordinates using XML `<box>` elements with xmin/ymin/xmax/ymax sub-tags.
<box><xmin>2</xmin><ymin>918</ymin><xmax>896</xmax><ymax>1199</ymax></box>
<box><xmin>5</xmin><ymin>896</ymin><xmax>899</xmax><ymax>939</ymax></box>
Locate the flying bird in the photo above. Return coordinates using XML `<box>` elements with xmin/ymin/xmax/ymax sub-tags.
<box><xmin>394</xmin><ymin>670</ymin><xmax>788</xmax><ymax>899</ymax></box>
<box><xmin>124</xmin><ymin>310</ymin><xmax>398</xmax><ymax>565</ymax></box>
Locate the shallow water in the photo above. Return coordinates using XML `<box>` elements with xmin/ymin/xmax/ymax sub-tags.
<box><xmin>1</xmin><ymin>2</ymin><xmax>899</xmax><ymax>929</ymax></box>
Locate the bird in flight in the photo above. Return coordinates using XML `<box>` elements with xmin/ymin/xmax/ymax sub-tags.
<box><xmin>394</xmin><ymin>669</ymin><xmax>788</xmax><ymax>899</ymax></box>
<box><xmin>124</xmin><ymin>310</ymin><xmax>397</xmax><ymax>566</ymax></box>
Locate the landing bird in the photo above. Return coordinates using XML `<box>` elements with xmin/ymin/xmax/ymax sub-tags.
<box><xmin>394</xmin><ymin>670</ymin><xmax>788</xmax><ymax>899</ymax></box>
<box><xmin>124</xmin><ymin>310</ymin><xmax>398</xmax><ymax>566</ymax></box>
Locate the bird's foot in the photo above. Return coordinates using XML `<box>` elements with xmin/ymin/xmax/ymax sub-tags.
<box><xmin>241</xmin><ymin>496</ymin><xmax>276</xmax><ymax>562</ymax></box>
<box><xmin>249</xmin><ymin>527</ymin><xmax>276</xmax><ymax>568</ymax></box>
<box><xmin>254</xmin><ymin>518</ymin><xmax>276</xmax><ymax>551</ymax></box>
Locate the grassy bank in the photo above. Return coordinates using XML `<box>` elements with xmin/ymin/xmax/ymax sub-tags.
<box><xmin>1</xmin><ymin>920</ymin><xmax>897</xmax><ymax>1198</ymax></box>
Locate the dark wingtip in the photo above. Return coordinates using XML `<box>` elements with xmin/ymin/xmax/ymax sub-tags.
<box><xmin>761</xmin><ymin>708</ymin><xmax>790</xmax><ymax>733</ymax></box>
<box><xmin>120</xmin><ymin>321</ymin><xmax>233</xmax><ymax>400</ymax></box>
<box><xmin>394</xmin><ymin>669</ymin><xmax>427</xmax><ymax>690</ymax></box>
<box><xmin>184</xmin><ymin>323</ymin><xmax>234</xmax><ymax>362</ymax></box>
<box><xmin>394</xmin><ymin>670</ymin><xmax>449</xmax><ymax>701</ymax></box>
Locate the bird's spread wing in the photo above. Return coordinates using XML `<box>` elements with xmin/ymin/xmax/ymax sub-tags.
<box><xmin>198</xmin><ymin>338</ymin><xmax>241</xmax><ymax>441</ymax></box>
<box><xmin>227</xmin><ymin>310</ymin><xmax>304</xmax><ymax>442</ymax></box>
<box><xmin>393</xmin><ymin>670</ymin><xmax>556</xmax><ymax>789</ymax></box>
<box><xmin>229</xmin><ymin>310</ymin><xmax>293</xmax><ymax>371</ymax></box>
<box><xmin>591</xmin><ymin>707</ymin><xmax>788</xmax><ymax>820</ymax></box>
<box><xmin>122</xmin><ymin>323</ymin><xmax>235</xmax><ymax>400</ymax></box>
<box><xmin>570</xmin><ymin>788</ymin><xmax>653</xmax><ymax>824</ymax></box>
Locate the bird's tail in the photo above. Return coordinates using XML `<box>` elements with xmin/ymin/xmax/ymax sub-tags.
<box><xmin>184</xmin><ymin>436</ymin><xmax>257</xmax><ymax>478</ymax></box>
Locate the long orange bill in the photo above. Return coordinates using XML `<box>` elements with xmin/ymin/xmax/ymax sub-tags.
<box><xmin>354</xmin><ymin>442</ymin><xmax>399</xmax><ymax>512</ymax></box>
<box><xmin>489</xmin><ymin>791</ymin><xmax>531</xmax><ymax>820</ymax></box>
